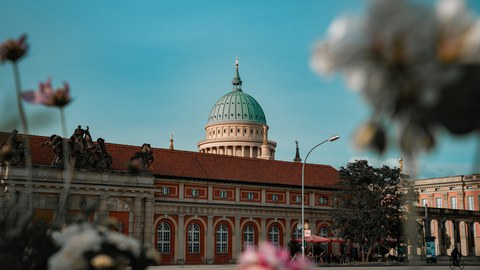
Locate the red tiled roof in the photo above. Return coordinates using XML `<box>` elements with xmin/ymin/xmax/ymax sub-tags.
<box><xmin>1</xmin><ymin>132</ymin><xmax>339</xmax><ymax>188</ymax></box>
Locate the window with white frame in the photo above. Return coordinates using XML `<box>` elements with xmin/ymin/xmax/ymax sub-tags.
<box><xmin>161</xmin><ymin>186</ymin><xmax>170</xmax><ymax>196</ymax></box>
<box><xmin>272</xmin><ymin>194</ymin><xmax>279</xmax><ymax>202</ymax></box>
<box><xmin>188</xmin><ymin>223</ymin><xmax>200</xmax><ymax>253</ymax></box>
<box><xmin>243</xmin><ymin>224</ymin><xmax>255</xmax><ymax>248</ymax></box>
<box><xmin>157</xmin><ymin>222</ymin><xmax>170</xmax><ymax>253</ymax></box>
<box><xmin>295</xmin><ymin>195</ymin><xmax>302</xmax><ymax>203</ymax></box>
<box><xmin>435</xmin><ymin>197</ymin><xmax>442</xmax><ymax>208</ymax></box>
<box><xmin>216</xmin><ymin>224</ymin><xmax>228</xmax><ymax>254</ymax></box>
<box><xmin>467</xmin><ymin>195</ymin><xmax>474</xmax><ymax>210</ymax></box>
<box><xmin>421</xmin><ymin>198</ymin><xmax>428</xmax><ymax>207</ymax></box>
<box><xmin>247</xmin><ymin>192</ymin><xmax>254</xmax><ymax>200</ymax></box>
<box><xmin>450</xmin><ymin>197</ymin><xmax>457</xmax><ymax>209</ymax></box>
<box><xmin>191</xmin><ymin>188</ymin><xmax>199</xmax><ymax>197</ymax></box>
<box><xmin>220</xmin><ymin>190</ymin><xmax>228</xmax><ymax>199</ymax></box>
<box><xmin>269</xmin><ymin>225</ymin><xmax>280</xmax><ymax>246</ymax></box>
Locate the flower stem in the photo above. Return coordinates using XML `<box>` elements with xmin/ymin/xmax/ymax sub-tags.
<box><xmin>12</xmin><ymin>62</ymin><xmax>33</xmax><ymax>214</ymax></box>
<box><xmin>56</xmin><ymin>108</ymin><xmax>74</xmax><ymax>225</ymax></box>
<box><xmin>60</xmin><ymin>108</ymin><xmax>68</xmax><ymax>139</ymax></box>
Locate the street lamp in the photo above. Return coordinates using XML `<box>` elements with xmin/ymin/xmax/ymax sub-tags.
<box><xmin>301</xmin><ymin>135</ymin><xmax>340</xmax><ymax>258</ymax></box>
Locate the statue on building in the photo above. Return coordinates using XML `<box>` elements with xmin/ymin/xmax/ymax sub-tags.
<box><xmin>129</xmin><ymin>143</ymin><xmax>154</xmax><ymax>172</ymax></box>
<box><xmin>68</xmin><ymin>125</ymin><xmax>87</xmax><ymax>166</ymax></box>
<box><xmin>71</xmin><ymin>125</ymin><xmax>85</xmax><ymax>146</ymax></box>
<box><xmin>93</xmin><ymin>138</ymin><xmax>112</xmax><ymax>169</ymax></box>
<box><xmin>42</xmin><ymin>134</ymin><xmax>64</xmax><ymax>166</ymax></box>
<box><xmin>0</xmin><ymin>129</ymin><xmax>25</xmax><ymax>165</ymax></box>
<box><xmin>42</xmin><ymin>126</ymin><xmax>112</xmax><ymax>170</ymax></box>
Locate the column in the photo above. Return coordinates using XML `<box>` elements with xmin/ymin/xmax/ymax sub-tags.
<box><xmin>241</xmin><ymin>146</ymin><xmax>245</xmax><ymax>157</ymax></box>
<box><xmin>177</xmin><ymin>215</ymin><xmax>185</xmax><ymax>264</ymax></box>
<box><xmin>249</xmin><ymin>147</ymin><xmax>253</xmax><ymax>158</ymax></box>
<box><xmin>208</xmin><ymin>185</ymin><xmax>213</xmax><ymax>203</ymax></box>
<box><xmin>179</xmin><ymin>183</ymin><xmax>184</xmax><ymax>199</ymax></box>
<box><xmin>261</xmin><ymin>218</ymin><xmax>267</xmax><ymax>240</ymax></box>
<box><xmin>417</xmin><ymin>218</ymin><xmax>425</xmax><ymax>255</ymax></box>
<box><xmin>234</xmin><ymin>216</ymin><xmax>241</xmax><ymax>258</ymax></box>
<box><xmin>206</xmin><ymin>215</ymin><xmax>214</xmax><ymax>264</ymax></box>
<box><xmin>285</xmin><ymin>219</ymin><xmax>291</xmax><ymax>248</ymax></box>
<box><xmin>458</xmin><ymin>192</ymin><xmax>465</xmax><ymax>209</ymax></box>
<box><xmin>309</xmin><ymin>191</ymin><xmax>315</xmax><ymax>206</ymax></box>
<box><xmin>438</xmin><ymin>219</ymin><xmax>447</xmax><ymax>256</ymax></box>
<box><xmin>98</xmin><ymin>194</ymin><xmax>109</xmax><ymax>223</ymax></box>
<box><xmin>453</xmin><ymin>220</ymin><xmax>460</xmax><ymax>250</ymax></box>
<box><xmin>261</xmin><ymin>189</ymin><xmax>266</xmax><ymax>205</ymax></box>
<box><xmin>133</xmin><ymin>197</ymin><xmax>142</xmax><ymax>240</ymax></box>
<box><xmin>144</xmin><ymin>197</ymin><xmax>154</xmax><ymax>246</ymax></box>
<box><xmin>467</xmin><ymin>221</ymin><xmax>475</xmax><ymax>256</ymax></box>
<box><xmin>310</xmin><ymin>220</ymin><xmax>316</xmax><ymax>237</ymax></box>
<box><xmin>428</xmin><ymin>194</ymin><xmax>434</xmax><ymax>208</ymax></box>
<box><xmin>424</xmin><ymin>218</ymin><xmax>432</xmax><ymax>238</ymax></box>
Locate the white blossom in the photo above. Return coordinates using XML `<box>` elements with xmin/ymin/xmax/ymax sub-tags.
<box><xmin>105</xmin><ymin>230</ymin><xmax>141</xmax><ymax>257</ymax></box>
<box><xmin>311</xmin><ymin>0</ymin><xmax>480</xmax><ymax>154</ymax></box>
<box><xmin>49</xmin><ymin>224</ymin><xmax>102</xmax><ymax>270</ymax></box>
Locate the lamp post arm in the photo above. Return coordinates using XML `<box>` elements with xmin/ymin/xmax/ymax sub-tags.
<box><xmin>301</xmin><ymin>135</ymin><xmax>339</xmax><ymax>259</ymax></box>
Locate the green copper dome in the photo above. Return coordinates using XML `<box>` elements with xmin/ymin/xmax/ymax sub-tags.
<box><xmin>207</xmin><ymin>58</ymin><xmax>267</xmax><ymax>125</ymax></box>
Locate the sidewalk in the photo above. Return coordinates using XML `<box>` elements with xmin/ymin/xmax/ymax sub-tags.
<box><xmin>147</xmin><ymin>258</ymin><xmax>480</xmax><ymax>270</ymax></box>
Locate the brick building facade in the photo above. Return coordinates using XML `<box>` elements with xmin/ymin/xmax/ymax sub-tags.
<box><xmin>414</xmin><ymin>174</ymin><xmax>480</xmax><ymax>256</ymax></box>
<box><xmin>0</xmin><ymin>132</ymin><xmax>340</xmax><ymax>265</ymax></box>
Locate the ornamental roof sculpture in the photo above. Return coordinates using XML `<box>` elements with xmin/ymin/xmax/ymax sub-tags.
<box><xmin>41</xmin><ymin>125</ymin><xmax>112</xmax><ymax>170</ymax></box>
<box><xmin>0</xmin><ymin>129</ymin><xmax>25</xmax><ymax>164</ymax></box>
<box><xmin>0</xmin><ymin>130</ymin><xmax>339</xmax><ymax>188</ymax></box>
<box><xmin>129</xmin><ymin>143</ymin><xmax>154</xmax><ymax>172</ymax></box>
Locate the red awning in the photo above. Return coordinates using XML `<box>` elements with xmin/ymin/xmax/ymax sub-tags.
<box><xmin>295</xmin><ymin>235</ymin><xmax>332</xmax><ymax>243</ymax></box>
<box><xmin>329</xmin><ymin>237</ymin><xmax>346</xmax><ymax>243</ymax></box>
<box><xmin>295</xmin><ymin>236</ymin><xmax>346</xmax><ymax>243</ymax></box>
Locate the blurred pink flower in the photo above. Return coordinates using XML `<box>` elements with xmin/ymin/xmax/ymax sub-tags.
<box><xmin>22</xmin><ymin>79</ymin><xmax>71</xmax><ymax>108</ymax></box>
<box><xmin>237</xmin><ymin>242</ymin><xmax>311</xmax><ymax>270</ymax></box>
<box><xmin>0</xmin><ymin>34</ymin><xmax>28</xmax><ymax>63</ymax></box>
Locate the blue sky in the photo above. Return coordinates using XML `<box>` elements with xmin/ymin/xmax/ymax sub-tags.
<box><xmin>1</xmin><ymin>0</ymin><xmax>478</xmax><ymax>179</ymax></box>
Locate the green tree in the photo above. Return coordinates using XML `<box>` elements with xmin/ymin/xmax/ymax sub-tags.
<box><xmin>331</xmin><ymin>160</ymin><xmax>406</xmax><ymax>262</ymax></box>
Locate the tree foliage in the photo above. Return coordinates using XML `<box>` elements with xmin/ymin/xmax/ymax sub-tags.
<box><xmin>331</xmin><ymin>160</ymin><xmax>406</xmax><ymax>261</ymax></box>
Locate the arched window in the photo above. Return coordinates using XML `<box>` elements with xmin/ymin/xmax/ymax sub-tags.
<box><xmin>243</xmin><ymin>224</ymin><xmax>255</xmax><ymax>248</ymax></box>
<box><xmin>269</xmin><ymin>225</ymin><xmax>280</xmax><ymax>246</ymax></box>
<box><xmin>188</xmin><ymin>223</ymin><xmax>200</xmax><ymax>253</ymax></box>
<box><xmin>157</xmin><ymin>221</ymin><xmax>171</xmax><ymax>253</ymax></box>
<box><xmin>216</xmin><ymin>223</ymin><xmax>228</xmax><ymax>253</ymax></box>
<box><xmin>293</xmin><ymin>224</ymin><xmax>302</xmax><ymax>240</ymax></box>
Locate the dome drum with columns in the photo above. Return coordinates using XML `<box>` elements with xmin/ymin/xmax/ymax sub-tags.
<box><xmin>198</xmin><ymin>58</ymin><xmax>276</xmax><ymax>159</ymax></box>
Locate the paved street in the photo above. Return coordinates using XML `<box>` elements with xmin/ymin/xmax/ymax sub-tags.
<box><xmin>148</xmin><ymin>266</ymin><xmax>462</xmax><ymax>270</ymax></box>
<box><xmin>148</xmin><ymin>263</ymin><xmax>476</xmax><ymax>270</ymax></box>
